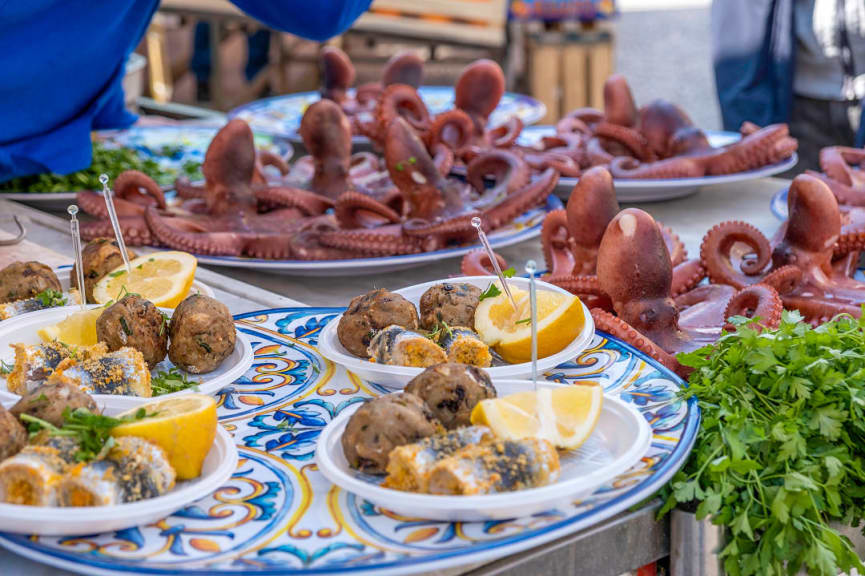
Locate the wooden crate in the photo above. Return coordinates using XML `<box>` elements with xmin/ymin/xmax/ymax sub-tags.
<box><xmin>354</xmin><ymin>0</ymin><xmax>508</xmax><ymax>48</ymax></box>
<box><xmin>527</xmin><ymin>27</ymin><xmax>614</xmax><ymax>123</ymax></box>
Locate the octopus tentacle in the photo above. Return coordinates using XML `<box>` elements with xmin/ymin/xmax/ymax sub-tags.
<box><xmin>704</xmin><ymin>124</ymin><xmax>798</xmax><ymax>176</ymax></box>
<box><xmin>76</xmin><ymin>191</ymin><xmax>144</xmax><ymax>219</ymax></box>
<box><xmin>482</xmin><ymin>168</ymin><xmax>558</xmax><ymax>229</ymax></box>
<box><xmin>114</xmin><ymin>170</ymin><xmax>167</xmax><ymax>209</ymax></box>
<box><xmin>556</xmin><ymin>116</ymin><xmax>593</xmax><ymax>136</ymax></box>
<box><xmin>377</xmin><ymin>84</ymin><xmax>431</xmax><ymax>135</ymax></box>
<box><xmin>334</xmin><ymin>192</ymin><xmax>402</xmax><ymax>229</ymax></box>
<box><xmin>593</xmin><ymin>123</ymin><xmax>653</xmax><ymax>161</ymax></box>
<box><xmin>461</xmin><ymin>249</ymin><xmax>507</xmax><ymax>276</ymax></box>
<box><xmin>254</xmin><ymin>186</ymin><xmax>334</xmax><ymax>216</ymax></box>
<box><xmin>760</xmin><ymin>265</ymin><xmax>803</xmax><ymax>295</ymax></box>
<box><xmin>671</xmin><ymin>259</ymin><xmax>706</xmax><ymax>297</ymax></box>
<box><xmin>590</xmin><ymin>308</ymin><xmax>684</xmax><ymax>376</ymax></box>
<box><xmin>318</xmin><ymin>224</ymin><xmax>427</xmax><ymax>255</ymax></box>
<box><xmin>602</xmin><ymin>75</ymin><xmax>638</xmax><ymax>127</ymax></box>
<box><xmin>609</xmin><ymin>156</ymin><xmax>705</xmax><ymax>179</ymax></box>
<box><xmin>700</xmin><ymin>221</ymin><xmax>772</xmax><ymax>288</ymax></box>
<box><xmin>254</xmin><ymin>149</ymin><xmax>291</xmax><ymax>183</ymax></box>
<box><xmin>432</xmin><ymin>144</ymin><xmax>455</xmax><ymax>177</ymax></box>
<box><xmin>466</xmin><ymin>150</ymin><xmax>531</xmax><ymax>209</ymax></box>
<box><xmin>541</xmin><ymin>210</ymin><xmax>575</xmax><ymax>276</ymax></box>
<box><xmin>144</xmin><ymin>207</ymin><xmax>245</xmax><ymax>256</ymax></box>
<box><xmin>723</xmin><ymin>284</ymin><xmax>783</xmax><ymax>332</ymax></box>
<box><xmin>80</xmin><ymin>217</ymin><xmax>152</xmax><ymax>245</ymax></box>
<box><xmin>489</xmin><ymin>117</ymin><xmax>524</xmax><ymax>148</ymax></box>
<box><xmin>427</xmin><ymin>109</ymin><xmax>477</xmax><ymax>152</ymax></box>
<box><xmin>659</xmin><ymin>223</ymin><xmax>687</xmax><ymax>266</ymax></box>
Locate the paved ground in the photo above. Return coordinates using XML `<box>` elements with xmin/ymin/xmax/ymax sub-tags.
<box><xmin>615</xmin><ymin>2</ymin><xmax>721</xmax><ymax>130</ymax></box>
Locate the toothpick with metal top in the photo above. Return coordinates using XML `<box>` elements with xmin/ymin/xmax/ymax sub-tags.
<box><xmin>471</xmin><ymin>216</ymin><xmax>517</xmax><ymax>311</ymax></box>
<box><xmin>525</xmin><ymin>260</ymin><xmax>539</xmax><ymax>390</ymax></box>
<box><xmin>68</xmin><ymin>205</ymin><xmax>87</xmax><ymax>311</ymax></box>
<box><xmin>100</xmin><ymin>174</ymin><xmax>132</xmax><ymax>273</ymax></box>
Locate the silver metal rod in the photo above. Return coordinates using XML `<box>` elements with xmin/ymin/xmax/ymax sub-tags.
<box><xmin>100</xmin><ymin>174</ymin><xmax>132</xmax><ymax>273</ymax></box>
<box><xmin>67</xmin><ymin>205</ymin><xmax>87</xmax><ymax>311</ymax></box>
<box><xmin>472</xmin><ymin>216</ymin><xmax>517</xmax><ymax>311</ymax></box>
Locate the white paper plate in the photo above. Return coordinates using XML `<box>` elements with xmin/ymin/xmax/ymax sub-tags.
<box><xmin>517</xmin><ymin>127</ymin><xmax>798</xmax><ymax>203</ymax></box>
<box><xmin>317</xmin><ymin>276</ymin><xmax>595</xmax><ymax>388</ymax></box>
<box><xmin>0</xmin><ymin>401</ymin><xmax>237</xmax><ymax>536</ymax></box>
<box><xmin>316</xmin><ymin>379</ymin><xmax>651</xmax><ymax>522</ymax></box>
<box><xmin>0</xmin><ymin>305</ymin><xmax>253</xmax><ymax>405</ymax></box>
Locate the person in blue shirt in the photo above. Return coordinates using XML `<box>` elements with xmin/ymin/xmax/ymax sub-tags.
<box><xmin>712</xmin><ymin>0</ymin><xmax>865</xmax><ymax>171</ymax></box>
<box><xmin>0</xmin><ymin>0</ymin><xmax>372</xmax><ymax>183</ymax></box>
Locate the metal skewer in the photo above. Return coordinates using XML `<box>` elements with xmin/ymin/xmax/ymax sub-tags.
<box><xmin>100</xmin><ymin>174</ymin><xmax>132</xmax><ymax>273</ymax></box>
<box><xmin>525</xmin><ymin>260</ymin><xmax>539</xmax><ymax>390</ymax></box>
<box><xmin>471</xmin><ymin>216</ymin><xmax>517</xmax><ymax>311</ymax></box>
<box><xmin>68</xmin><ymin>205</ymin><xmax>87</xmax><ymax>311</ymax></box>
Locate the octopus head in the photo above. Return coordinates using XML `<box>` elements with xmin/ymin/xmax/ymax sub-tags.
<box><xmin>783</xmin><ymin>174</ymin><xmax>841</xmax><ymax>254</ymax></box>
<box><xmin>202</xmin><ymin>119</ymin><xmax>256</xmax><ymax>212</ymax></box>
<box><xmin>320</xmin><ymin>46</ymin><xmax>355</xmax><ymax>101</ymax></box>
<box><xmin>381</xmin><ymin>51</ymin><xmax>424</xmax><ymax>88</ymax></box>
<box><xmin>602</xmin><ymin>74</ymin><xmax>638</xmax><ymax>127</ymax></box>
<box><xmin>636</xmin><ymin>99</ymin><xmax>694</xmax><ymax>157</ymax></box>
<box><xmin>454</xmin><ymin>59</ymin><xmax>505</xmax><ymax>122</ymax></box>
<box><xmin>566</xmin><ymin>166</ymin><xmax>619</xmax><ymax>249</ymax></box>
<box><xmin>300</xmin><ymin>99</ymin><xmax>352</xmax><ymax>165</ymax></box>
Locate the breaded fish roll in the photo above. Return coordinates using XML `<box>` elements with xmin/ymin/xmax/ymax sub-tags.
<box><xmin>49</xmin><ymin>347</ymin><xmax>151</xmax><ymax>397</ymax></box>
<box><xmin>367</xmin><ymin>325</ymin><xmax>446</xmax><ymax>367</ymax></box>
<box><xmin>0</xmin><ymin>438</ymin><xmax>79</xmax><ymax>506</ymax></box>
<box><xmin>7</xmin><ymin>342</ymin><xmax>107</xmax><ymax>394</ymax></box>
<box><xmin>439</xmin><ymin>327</ymin><xmax>492</xmax><ymax>367</ymax></box>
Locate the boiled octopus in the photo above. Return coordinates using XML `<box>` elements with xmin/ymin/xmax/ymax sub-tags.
<box><xmin>807</xmin><ymin>145</ymin><xmax>865</xmax><ymax>207</ymax></box>
<box><xmin>700</xmin><ymin>173</ymin><xmax>865</xmax><ymax>324</ymax></box>
<box><xmin>541</xmin><ymin>76</ymin><xmax>798</xmax><ymax>179</ymax></box>
<box><xmin>590</xmin><ymin>208</ymin><xmax>783</xmax><ymax>377</ymax></box>
<box><xmin>320</xmin><ymin>46</ymin><xmax>424</xmax><ymax>136</ymax></box>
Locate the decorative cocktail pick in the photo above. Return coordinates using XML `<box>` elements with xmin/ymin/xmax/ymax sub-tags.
<box><xmin>68</xmin><ymin>205</ymin><xmax>87</xmax><ymax>311</ymax></box>
<box><xmin>525</xmin><ymin>259</ymin><xmax>539</xmax><ymax>390</ymax></box>
<box><xmin>100</xmin><ymin>174</ymin><xmax>132</xmax><ymax>273</ymax></box>
<box><xmin>471</xmin><ymin>216</ymin><xmax>517</xmax><ymax>311</ymax></box>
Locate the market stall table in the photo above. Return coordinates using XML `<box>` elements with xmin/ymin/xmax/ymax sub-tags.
<box><xmin>0</xmin><ymin>175</ymin><xmax>788</xmax><ymax>576</ymax></box>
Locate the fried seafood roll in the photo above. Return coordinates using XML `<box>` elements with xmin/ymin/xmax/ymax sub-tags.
<box><xmin>384</xmin><ymin>426</ymin><xmax>493</xmax><ymax>492</ymax></box>
<box><xmin>0</xmin><ymin>438</ymin><xmax>79</xmax><ymax>506</ymax></box>
<box><xmin>107</xmin><ymin>437</ymin><xmax>176</xmax><ymax>501</ymax></box>
<box><xmin>48</xmin><ymin>347</ymin><xmax>151</xmax><ymax>397</ymax></box>
<box><xmin>367</xmin><ymin>325</ymin><xmax>447</xmax><ymax>367</ymax></box>
<box><xmin>427</xmin><ymin>438</ymin><xmax>560</xmax><ymax>495</ymax></box>
<box><xmin>7</xmin><ymin>342</ymin><xmax>108</xmax><ymax>395</ymax></box>
<box><xmin>58</xmin><ymin>437</ymin><xmax>175</xmax><ymax>506</ymax></box>
<box><xmin>0</xmin><ymin>291</ymin><xmax>77</xmax><ymax>321</ymax></box>
<box><xmin>439</xmin><ymin>327</ymin><xmax>492</xmax><ymax>367</ymax></box>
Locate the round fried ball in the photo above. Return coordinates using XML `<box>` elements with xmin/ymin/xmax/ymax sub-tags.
<box><xmin>419</xmin><ymin>283</ymin><xmax>481</xmax><ymax>330</ymax></box>
<box><xmin>71</xmin><ymin>238</ymin><xmax>136</xmax><ymax>303</ymax></box>
<box><xmin>169</xmin><ymin>294</ymin><xmax>236</xmax><ymax>374</ymax></box>
<box><xmin>0</xmin><ymin>405</ymin><xmax>27</xmax><ymax>461</ymax></box>
<box><xmin>97</xmin><ymin>294</ymin><xmax>169</xmax><ymax>368</ymax></box>
<box><xmin>341</xmin><ymin>393</ymin><xmax>441</xmax><ymax>474</ymax></box>
<box><xmin>337</xmin><ymin>289</ymin><xmax>419</xmax><ymax>357</ymax></box>
<box><xmin>404</xmin><ymin>362</ymin><xmax>496</xmax><ymax>429</ymax></box>
<box><xmin>10</xmin><ymin>381</ymin><xmax>98</xmax><ymax>427</ymax></box>
<box><xmin>0</xmin><ymin>261</ymin><xmax>61</xmax><ymax>304</ymax></box>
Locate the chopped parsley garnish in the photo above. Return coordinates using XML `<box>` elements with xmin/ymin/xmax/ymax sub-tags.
<box><xmin>395</xmin><ymin>162</ymin><xmax>404</xmax><ymax>171</ymax></box>
<box><xmin>408</xmin><ymin>156</ymin><xmax>417</xmax><ymax>164</ymax></box>
<box><xmin>35</xmin><ymin>289</ymin><xmax>66</xmax><ymax>308</ymax></box>
<box><xmin>502</xmin><ymin>267</ymin><xmax>516</xmax><ymax>278</ymax></box>
<box><xmin>196</xmin><ymin>337</ymin><xmax>213</xmax><ymax>353</ymax></box>
<box><xmin>0</xmin><ymin>359</ymin><xmax>13</xmax><ymax>375</ymax></box>
<box><xmin>21</xmin><ymin>407</ymin><xmax>149</xmax><ymax>462</ymax></box>
<box><xmin>427</xmin><ymin>321</ymin><xmax>454</xmax><ymax>342</ymax></box>
<box><xmin>118</xmin><ymin>316</ymin><xmax>132</xmax><ymax>336</ymax></box>
<box><xmin>515</xmin><ymin>317</ymin><xmax>532</xmax><ymax>325</ymax></box>
<box><xmin>479</xmin><ymin>283</ymin><xmax>502</xmax><ymax>301</ymax></box>
<box><xmin>151</xmin><ymin>366</ymin><xmax>200</xmax><ymax>396</ymax></box>
<box><xmin>108</xmin><ymin>269</ymin><xmax>126</xmax><ymax>278</ymax></box>
<box><xmin>158</xmin><ymin>312</ymin><xmax>170</xmax><ymax>337</ymax></box>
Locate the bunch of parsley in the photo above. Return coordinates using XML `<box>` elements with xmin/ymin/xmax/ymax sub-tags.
<box><xmin>661</xmin><ymin>310</ymin><xmax>865</xmax><ymax>575</ymax></box>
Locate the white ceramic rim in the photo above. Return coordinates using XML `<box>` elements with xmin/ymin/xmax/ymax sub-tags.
<box><xmin>315</xmin><ymin>380</ymin><xmax>651</xmax><ymax>515</ymax></box>
<box><xmin>316</xmin><ymin>276</ymin><xmax>595</xmax><ymax>386</ymax></box>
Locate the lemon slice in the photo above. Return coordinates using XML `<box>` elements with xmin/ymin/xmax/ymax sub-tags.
<box><xmin>37</xmin><ymin>307</ymin><xmax>104</xmax><ymax>346</ymax></box>
<box><xmin>92</xmin><ymin>251</ymin><xmax>197</xmax><ymax>308</ymax></box>
<box><xmin>113</xmin><ymin>394</ymin><xmax>217</xmax><ymax>480</ymax></box>
<box><xmin>470</xmin><ymin>385</ymin><xmax>603</xmax><ymax>449</ymax></box>
<box><xmin>473</xmin><ymin>283</ymin><xmax>584</xmax><ymax>364</ymax></box>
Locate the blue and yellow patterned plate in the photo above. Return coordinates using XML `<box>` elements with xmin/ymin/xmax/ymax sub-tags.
<box><xmin>0</xmin><ymin>308</ymin><xmax>698</xmax><ymax>576</ymax></box>
<box><xmin>229</xmin><ymin>87</ymin><xmax>547</xmax><ymax>144</ymax></box>
<box><xmin>770</xmin><ymin>186</ymin><xmax>789</xmax><ymax>220</ymax></box>
<box><xmin>0</xmin><ymin>125</ymin><xmax>294</xmax><ymax>210</ymax></box>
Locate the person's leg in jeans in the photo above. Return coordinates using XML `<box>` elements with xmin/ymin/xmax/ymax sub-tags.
<box><xmin>788</xmin><ymin>96</ymin><xmax>857</xmax><ymax>172</ymax></box>
<box><xmin>190</xmin><ymin>21</ymin><xmax>211</xmax><ymax>102</ymax></box>
<box><xmin>245</xmin><ymin>29</ymin><xmax>271</xmax><ymax>83</ymax></box>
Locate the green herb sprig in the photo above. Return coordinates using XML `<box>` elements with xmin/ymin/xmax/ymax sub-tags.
<box><xmin>0</xmin><ymin>359</ymin><xmax>13</xmax><ymax>375</ymax></box>
<box><xmin>21</xmin><ymin>407</ymin><xmax>149</xmax><ymax>462</ymax></box>
<box><xmin>660</xmin><ymin>310</ymin><xmax>865</xmax><ymax>576</ymax></box>
<box><xmin>151</xmin><ymin>366</ymin><xmax>200</xmax><ymax>396</ymax></box>
<box><xmin>427</xmin><ymin>321</ymin><xmax>454</xmax><ymax>342</ymax></box>
<box><xmin>35</xmin><ymin>289</ymin><xmax>67</xmax><ymax>308</ymax></box>
<box><xmin>478</xmin><ymin>268</ymin><xmax>516</xmax><ymax>302</ymax></box>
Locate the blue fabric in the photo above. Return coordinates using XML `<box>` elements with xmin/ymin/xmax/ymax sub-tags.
<box><xmin>0</xmin><ymin>0</ymin><xmax>371</xmax><ymax>182</ymax></box>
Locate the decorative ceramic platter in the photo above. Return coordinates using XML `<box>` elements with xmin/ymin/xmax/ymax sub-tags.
<box><xmin>192</xmin><ymin>195</ymin><xmax>562</xmax><ymax>275</ymax></box>
<box><xmin>316</xmin><ymin>381</ymin><xmax>652</xmax><ymax>522</ymax></box>
<box><xmin>0</xmin><ymin>125</ymin><xmax>293</xmax><ymax>210</ymax></box>
<box><xmin>517</xmin><ymin>127</ymin><xmax>799</xmax><ymax>203</ymax></box>
<box><xmin>318</xmin><ymin>276</ymin><xmax>595</xmax><ymax>387</ymax></box>
<box><xmin>0</xmin><ymin>307</ymin><xmax>698</xmax><ymax>576</ymax></box>
<box><xmin>770</xmin><ymin>186</ymin><xmax>789</xmax><ymax>220</ymax></box>
<box><xmin>228</xmin><ymin>87</ymin><xmax>547</xmax><ymax>144</ymax></box>
<box><xmin>0</xmin><ymin>306</ymin><xmax>254</xmax><ymax>405</ymax></box>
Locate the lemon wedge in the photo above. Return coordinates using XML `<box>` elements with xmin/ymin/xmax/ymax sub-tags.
<box><xmin>113</xmin><ymin>394</ymin><xmax>217</xmax><ymax>480</ymax></box>
<box><xmin>92</xmin><ymin>251</ymin><xmax>197</xmax><ymax>308</ymax></box>
<box><xmin>37</xmin><ymin>307</ymin><xmax>104</xmax><ymax>346</ymax></box>
<box><xmin>473</xmin><ymin>283</ymin><xmax>584</xmax><ymax>364</ymax></box>
<box><xmin>470</xmin><ymin>385</ymin><xmax>603</xmax><ymax>449</ymax></box>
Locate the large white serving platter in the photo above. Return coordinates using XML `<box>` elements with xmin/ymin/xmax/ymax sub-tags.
<box><xmin>317</xmin><ymin>275</ymin><xmax>595</xmax><ymax>388</ymax></box>
<box><xmin>191</xmin><ymin>195</ymin><xmax>560</xmax><ymax>275</ymax></box>
<box><xmin>0</xmin><ymin>305</ymin><xmax>253</xmax><ymax>405</ymax></box>
<box><xmin>518</xmin><ymin>127</ymin><xmax>798</xmax><ymax>202</ymax></box>
<box><xmin>316</xmin><ymin>379</ymin><xmax>651</xmax><ymax>522</ymax></box>
<box><xmin>229</xmin><ymin>86</ymin><xmax>547</xmax><ymax>144</ymax></box>
<box><xmin>0</xmin><ymin>401</ymin><xmax>237</xmax><ymax>536</ymax></box>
